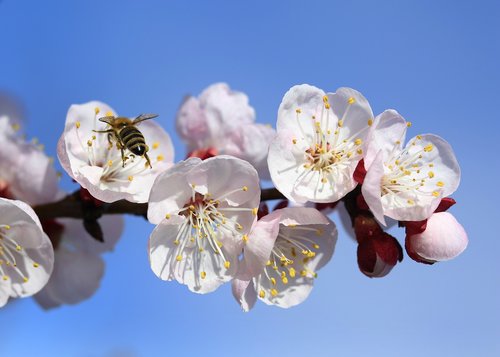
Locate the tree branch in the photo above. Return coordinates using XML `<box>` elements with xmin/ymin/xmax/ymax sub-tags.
<box><xmin>32</xmin><ymin>188</ymin><xmax>285</xmax><ymax>221</ymax></box>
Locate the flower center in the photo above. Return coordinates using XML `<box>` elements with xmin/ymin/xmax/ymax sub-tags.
<box><xmin>162</xmin><ymin>185</ymin><xmax>257</xmax><ymax>285</ymax></box>
<box><xmin>0</xmin><ymin>224</ymin><xmax>39</xmax><ymax>283</ymax></box>
<box><xmin>291</xmin><ymin>96</ymin><xmax>370</xmax><ymax>185</ymax></box>
<box><xmin>381</xmin><ymin>136</ymin><xmax>444</xmax><ymax>204</ymax></box>
<box><xmin>256</xmin><ymin>225</ymin><xmax>322</xmax><ymax>299</ymax></box>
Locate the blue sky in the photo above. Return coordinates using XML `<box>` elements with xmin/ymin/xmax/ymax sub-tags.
<box><xmin>0</xmin><ymin>0</ymin><xmax>499</xmax><ymax>356</ymax></box>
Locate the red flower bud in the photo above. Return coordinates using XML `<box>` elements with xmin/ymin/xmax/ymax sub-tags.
<box><xmin>357</xmin><ymin>233</ymin><xmax>403</xmax><ymax>278</ymax></box>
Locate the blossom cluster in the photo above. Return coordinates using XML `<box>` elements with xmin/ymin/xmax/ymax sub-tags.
<box><xmin>0</xmin><ymin>82</ymin><xmax>467</xmax><ymax>312</ymax></box>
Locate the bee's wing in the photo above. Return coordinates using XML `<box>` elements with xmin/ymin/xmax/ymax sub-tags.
<box><xmin>133</xmin><ymin>113</ymin><xmax>158</xmax><ymax>124</ymax></box>
<box><xmin>98</xmin><ymin>116</ymin><xmax>116</xmax><ymax>124</ymax></box>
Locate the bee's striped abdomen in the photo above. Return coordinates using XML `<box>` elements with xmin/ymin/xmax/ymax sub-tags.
<box><xmin>120</xmin><ymin>126</ymin><xmax>147</xmax><ymax>156</ymax></box>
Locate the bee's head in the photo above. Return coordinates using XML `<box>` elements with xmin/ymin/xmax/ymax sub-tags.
<box><xmin>98</xmin><ymin>116</ymin><xmax>115</xmax><ymax>125</ymax></box>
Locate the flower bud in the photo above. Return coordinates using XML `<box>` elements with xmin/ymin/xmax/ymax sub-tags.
<box><xmin>405</xmin><ymin>212</ymin><xmax>467</xmax><ymax>264</ymax></box>
<box><xmin>357</xmin><ymin>233</ymin><xmax>403</xmax><ymax>278</ymax></box>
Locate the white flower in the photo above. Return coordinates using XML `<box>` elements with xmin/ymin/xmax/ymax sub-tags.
<box><xmin>268</xmin><ymin>84</ymin><xmax>374</xmax><ymax>203</ymax></box>
<box><xmin>57</xmin><ymin>101</ymin><xmax>174</xmax><ymax>203</ymax></box>
<box><xmin>148</xmin><ymin>156</ymin><xmax>260</xmax><ymax>293</ymax></box>
<box><xmin>0</xmin><ymin>198</ymin><xmax>54</xmax><ymax>307</ymax></box>
<box><xmin>405</xmin><ymin>212</ymin><xmax>467</xmax><ymax>264</ymax></box>
<box><xmin>0</xmin><ymin>116</ymin><xmax>58</xmax><ymax>205</ymax></box>
<box><xmin>362</xmin><ymin>110</ymin><xmax>461</xmax><ymax>225</ymax></box>
<box><xmin>232</xmin><ymin>207</ymin><xmax>337</xmax><ymax>311</ymax></box>
<box><xmin>176</xmin><ymin>83</ymin><xmax>275</xmax><ymax>179</ymax></box>
<box><xmin>34</xmin><ymin>214</ymin><xmax>124</xmax><ymax>309</ymax></box>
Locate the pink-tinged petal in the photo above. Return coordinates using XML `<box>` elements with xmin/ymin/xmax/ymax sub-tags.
<box><xmin>221</xmin><ymin>123</ymin><xmax>275</xmax><ymax>180</ymax></box>
<box><xmin>186</xmin><ymin>155</ymin><xmax>260</xmax><ymax>208</ymax></box>
<box><xmin>231</xmin><ymin>278</ymin><xmax>257</xmax><ymax>312</ymax></box>
<box><xmin>57</xmin><ymin>214</ymin><xmax>124</xmax><ymax>255</ymax></box>
<box><xmin>238</xmin><ymin>213</ymin><xmax>281</xmax><ymax>280</ymax></box>
<box><xmin>176</xmin><ymin>96</ymin><xmax>211</xmax><ymax>145</ymax></box>
<box><xmin>406</xmin><ymin>212</ymin><xmax>467</xmax><ymax>263</ymax></box>
<box><xmin>199</xmin><ymin>82</ymin><xmax>255</xmax><ymax>130</ymax></box>
<box><xmin>277</xmin><ymin>84</ymin><xmax>330</xmax><ymax>134</ymax></box>
<box><xmin>149</xmin><ymin>217</ymin><xmax>234</xmax><ymax>294</ymax></box>
<box><xmin>0</xmin><ymin>198</ymin><xmax>54</xmax><ymax>304</ymax></box>
<box><xmin>34</xmin><ymin>248</ymin><xmax>105</xmax><ymax>309</ymax></box>
<box><xmin>362</xmin><ymin>152</ymin><xmax>387</xmax><ymax>226</ymax></box>
<box><xmin>147</xmin><ymin>158</ymin><xmax>202</xmax><ymax>224</ymax></box>
<box><xmin>327</xmin><ymin>87</ymin><xmax>374</xmax><ymax>143</ymax></box>
<box><xmin>252</xmin><ymin>207</ymin><xmax>337</xmax><ymax>309</ymax></box>
<box><xmin>365</xmin><ymin>109</ymin><xmax>407</xmax><ymax>169</ymax></box>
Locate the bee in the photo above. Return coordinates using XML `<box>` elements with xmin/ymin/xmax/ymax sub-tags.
<box><xmin>93</xmin><ymin>113</ymin><xmax>158</xmax><ymax>168</ymax></box>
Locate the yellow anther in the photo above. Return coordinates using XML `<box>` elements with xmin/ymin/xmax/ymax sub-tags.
<box><xmin>157</xmin><ymin>154</ymin><xmax>164</xmax><ymax>161</ymax></box>
<box><xmin>347</xmin><ymin>97</ymin><xmax>355</xmax><ymax>104</ymax></box>
<box><xmin>416</xmin><ymin>135</ymin><xmax>422</xmax><ymax>140</ymax></box>
<box><xmin>300</xmin><ymin>270</ymin><xmax>307</xmax><ymax>277</ymax></box>
<box><xmin>270</xmin><ymin>277</ymin><xmax>277</xmax><ymax>285</ymax></box>
<box><xmin>289</xmin><ymin>268</ymin><xmax>296</xmax><ymax>278</ymax></box>
<box><xmin>337</xmin><ymin>120</ymin><xmax>343</xmax><ymax>127</ymax></box>
<box><xmin>368</xmin><ymin>119</ymin><xmax>373</xmax><ymax>126</ymax></box>
<box><xmin>404</xmin><ymin>170</ymin><xmax>411</xmax><ymax>176</ymax></box>
<box><xmin>313</xmin><ymin>244</ymin><xmax>320</xmax><ymax>249</ymax></box>
<box><xmin>2</xmin><ymin>276</ymin><xmax>8</xmax><ymax>281</ymax></box>
<box><xmin>432</xmin><ymin>191</ymin><xmax>440</xmax><ymax>197</ymax></box>
<box><xmin>3</xmin><ymin>225</ymin><xmax>10</xmax><ymax>230</ymax></box>
<box><xmin>242</xmin><ymin>234</ymin><xmax>249</xmax><ymax>243</ymax></box>
<box><xmin>200</xmin><ymin>271</ymin><xmax>207</xmax><ymax>279</ymax></box>
<box><xmin>242</xmin><ymin>186</ymin><xmax>248</xmax><ymax>192</ymax></box>
<box><xmin>346</xmin><ymin>152</ymin><xmax>352</xmax><ymax>158</ymax></box>
<box><xmin>396</xmin><ymin>140</ymin><xmax>401</xmax><ymax>145</ymax></box>
<box><xmin>259</xmin><ymin>290</ymin><xmax>266</xmax><ymax>298</ymax></box>
<box><xmin>76</xmin><ymin>121</ymin><xmax>81</xmax><ymax>129</ymax></box>
<box><xmin>424</xmin><ymin>144</ymin><xmax>433</xmax><ymax>152</ymax></box>
<box><xmin>189</xmin><ymin>205</ymin><xmax>195</xmax><ymax>211</ymax></box>
<box><xmin>395</xmin><ymin>160</ymin><xmax>400</xmax><ymax>165</ymax></box>
<box><xmin>428</xmin><ymin>171</ymin><xmax>435</xmax><ymax>178</ymax></box>
<box><xmin>316</xmin><ymin>229</ymin><xmax>323</xmax><ymax>236</ymax></box>
<box><xmin>11</xmin><ymin>123</ymin><xmax>20</xmax><ymax>131</ymax></box>
<box><xmin>437</xmin><ymin>181</ymin><xmax>445</xmax><ymax>187</ymax></box>
<box><xmin>429</xmin><ymin>163</ymin><xmax>434</xmax><ymax>167</ymax></box>
<box><xmin>152</xmin><ymin>142</ymin><xmax>160</xmax><ymax>149</ymax></box>
<box><xmin>307</xmin><ymin>251</ymin><xmax>316</xmax><ymax>258</ymax></box>
<box><xmin>324</xmin><ymin>103</ymin><xmax>331</xmax><ymax>109</ymax></box>
<box><xmin>94</xmin><ymin>107</ymin><xmax>100</xmax><ymax>115</ymax></box>
<box><xmin>354</xmin><ymin>138</ymin><xmax>363</xmax><ymax>146</ymax></box>
<box><xmin>128</xmin><ymin>176</ymin><xmax>134</xmax><ymax>182</ymax></box>
<box><xmin>266</xmin><ymin>260</ymin><xmax>272</xmax><ymax>266</ymax></box>
<box><xmin>16</xmin><ymin>245</ymin><xmax>21</xmax><ymax>251</ymax></box>
<box><xmin>87</xmin><ymin>140</ymin><xmax>92</xmax><ymax>147</ymax></box>
<box><xmin>282</xmin><ymin>277</ymin><xmax>289</xmax><ymax>284</ymax></box>
<box><xmin>271</xmin><ymin>289</ymin><xmax>278</xmax><ymax>297</ymax></box>
<box><xmin>406</xmin><ymin>121</ymin><xmax>412</xmax><ymax>127</ymax></box>
<box><xmin>321</xmin><ymin>177</ymin><xmax>327</xmax><ymax>184</ymax></box>
<box><xmin>323</xmin><ymin>95</ymin><xmax>329</xmax><ymax>103</ymax></box>
<box><xmin>23</xmin><ymin>277</ymin><xmax>29</xmax><ymax>283</ymax></box>
<box><xmin>105</xmin><ymin>111</ymin><xmax>113</xmax><ymax>117</ymax></box>
<box><xmin>407</xmin><ymin>199</ymin><xmax>415</xmax><ymax>205</ymax></box>
<box><xmin>357</xmin><ymin>148</ymin><xmax>363</xmax><ymax>155</ymax></box>
<box><xmin>295</xmin><ymin>108</ymin><xmax>302</xmax><ymax>114</ymax></box>
<box><xmin>176</xmin><ymin>255</ymin><xmax>182</xmax><ymax>262</ymax></box>
<box><xmin>107</xmin><ymin>160</ymin><xmax>113</xmax><ymax>167</ymax></box>
<box><xmin>292</xmin><ymin>138</ymin><xmax>297</xmax><ymax>144</ymax></box>
<box><xmin>174</xmin><ymin>240</ymin><xmax>180</xmax><ymax>245</ymax></box>
<box><xmin>224</xmin><ymin>261</ymin><xmax>231</xmax><ymax>269</ymax></box>
<box><xmin>252</xmin><ymin>208</ymin><xmax>258</xmax><ymax>216</ymax></box>
<box><xmin>33</xmin><ymin>262</ymin><xmax>39</xmax><ymax>268</ymax></box>
<box><xmin>165</xmin><ymin>213</ymin><xmax>171</xmax><ymax>219</ymax></box>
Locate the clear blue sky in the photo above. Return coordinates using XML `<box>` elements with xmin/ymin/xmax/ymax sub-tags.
<box><xmin>0</xmin><ymin>0</ymin><xmax>499</xmax><ymax>356</ymax></box>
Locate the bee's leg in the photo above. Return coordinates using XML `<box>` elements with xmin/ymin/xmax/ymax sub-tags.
<box><xmin>119</xmin><ymin>145</ymin><xmax>127</xmax><ymax>168</ymax></box>
<box><xmin>92</xmin><ymin>129</ymin><xmax>114</xmax><ymax>133</ymax></box>
<box><xmin>107</xmin><ymin>133</ymin><xmax>113</xmax><ymax>146</ymax></box>
<box><xmin>144</xmin><ymin>146</ymin><xmax>152</xmax><ymax>169</ymax></box>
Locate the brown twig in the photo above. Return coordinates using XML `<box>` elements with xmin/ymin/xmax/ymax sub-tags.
<box><xmin>32</xmin><ymin>187</ymin><xmax>285</xmax><ymax>221</ymax></box>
